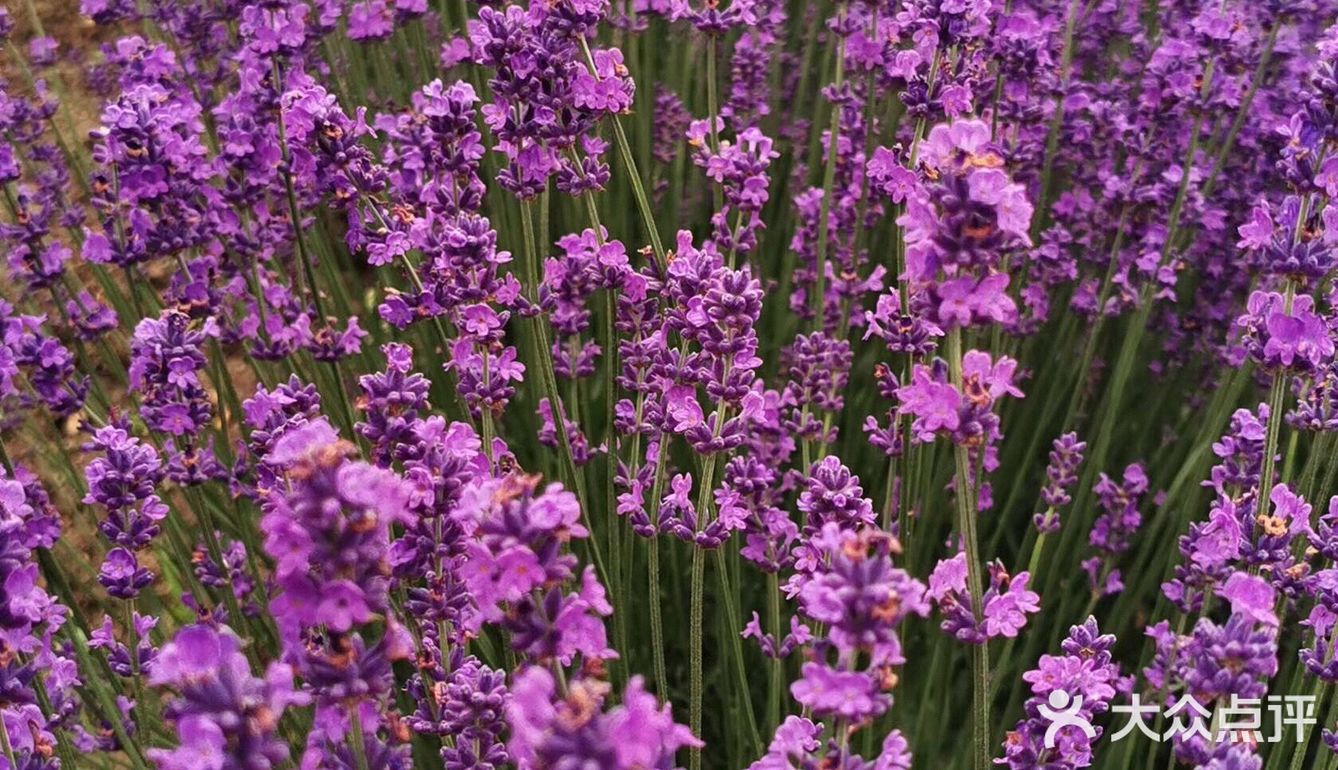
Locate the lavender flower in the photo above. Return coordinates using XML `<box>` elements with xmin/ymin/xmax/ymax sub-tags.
<box><xmin>897</xmin><ymin>351</ymin><xmax>1023</xmax><ymax>446</ymax></box>
<box><xmin>507</xmin><ymin>668</ymin><xmax>698</xmax><ymax>769</ymax></box>
<box><xmin>1035</xmin><ymin>433</ymin><xmax>1087</xmax><ymax>533</ymax></box>
<box><xmin>787</xmin><ymin>524</ymin><xmax>927</xmax><ymax>729</ymax></box>
<box><xmin>83</xmin><ymin>421</ymin><xmax>169</xmax><ymax>598</ymax></box>
<box><xmin>1237</xmin><ymin>290</ymin><xmax>1335</xmax><ymax>373</ymax></box>
<box><xmin>998</xmin><ymin>617</ymin><xmax>1125</xmax><ymax>770</ymax></box>
<box><xmin>1085</xmin><ymin>463</ymin><xmax>1149</xmax><ymax>597</ymax></box>
<box><xmin>129</xmin><ymin>310</ymin><xmax>223</xmax><ymax>483</ymax></box>
<box><xmin>148</xmin><ymin>624</ymin><xmax>306</xmax><ymax>769</ymax></box>
<box><xmin>261</xmin><ymin>418</ymin><xmax>415</xmax><ymax>765</ymax></box>
<box><xmin>453</xmin><ymin>473</ymin><xmax>615</xmax><ymax>664</ymax></box>
<box><xmin>928</xmin><ymin>554</ymin><xmax>1040</xmax><ymax>644</ymax></box>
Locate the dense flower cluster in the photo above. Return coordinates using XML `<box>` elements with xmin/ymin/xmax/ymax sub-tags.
<box><xmin>3</xmin><ymin>1</ymin><xmax>1338</xmax><ymax>770</ymax></box>
<box><xmin>999</xmin><ymin>617</ymin><xmax>1127</xmax><ymax>770</ymax></box>
<box><xmin>148</xmin><ymin>624</ymin><xmax>305</xmax><ymax>769</ymax></box>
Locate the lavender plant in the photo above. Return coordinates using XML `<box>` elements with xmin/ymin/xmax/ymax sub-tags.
<box><xmin>0</xmin><ymin>1</ymin><xmax>1337</xmax><ymax>769</ymax></box>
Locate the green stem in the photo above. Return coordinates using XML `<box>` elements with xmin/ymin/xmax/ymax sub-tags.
<box><xmin>579</xmin><ymin>37</ymin><xmax>668</xmax><ymax>269</ymax></box>
<box><xmin>1031</xmin><ymin>0</ymin><xmax>1083</xmax><ymax>240</ymax></box>
<box><xmin>1201</xmin><ymin>24</ymin><xmax>1280</xmax><ymax>200</ymax></box>
<box><xmin>811</xmin><ymin>6</ymin><xmax>847</xmax><ymax>325</ymax></box>
<box><xmin>648</xmin><ymin>537</ymin><xmax>669</xmax><ymax>698</ymax></box>
<box><xmin>712</xmin><ymin>547</ymin><xmax>763</xmax><ymax>755</ymax></box>
<box><xmin>1042</xmin><ymin>60</ymin><xmax>1214</xmax><ymax>605</ymax></box>
<box><xmin>688</xmin><ymin>447</ymin><xmax>721</xmax><ymax>770</ymax></box>
<box><xmin>349</xmin><ymin>715</ymin><xmax>372</xmax><ymax>770</ymax></box>
<box><xmin>518</xmin><ymin>199</ymin><xmax>611</xmax><ymax>595</ymax></box>
<box><xmin>1297</xmin><ymin>681</ymin><xmax>1338</xmax><ymax>770</ymax></box>
<box><xmin>706</xmin><ymin>34</ymin><xmax>724</xmax><ymax>214</ymax></box>
<box><xmin>1256</xmin><ymin>284</ymin><xmax>1295</xmax><ymax>519</ymax></box>
<box><xmin>767</xmin><ymin>570</ymin><xmax>784</xmax><ymax>730</ymax></box>
<box><xmin>1026</xmin><ymin>530</ymin><xmax>1048</xmax><ymax>581</ymax></box>
<box><xmin>0</xmin><ymin>713</ymin><xmax>16</xmax><ymax>769</ymax></box>
<box><xmin>946</xmin><ymin>328</ymin><xmax>990</xmax><ymax>770</ymax></box>
<box><xmin>274</xmin><ymin>64</ymin><xmax>323</xmax><ymax>319</ymax></box>
<box><xmin>69</xmin><ymin>626</ymin><xmax>151</xmax><ymax>770</ymax></box>
<box><xmin>689</xmin><ymin>543</ymin><xmax>706</xmax><ymax>770</ymax></box>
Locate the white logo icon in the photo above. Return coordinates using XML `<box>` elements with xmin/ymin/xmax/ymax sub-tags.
<box><xmin>1038</xmin><ymin>690</ymin><xmax>1096</xmax><ymax>748</ymax></box>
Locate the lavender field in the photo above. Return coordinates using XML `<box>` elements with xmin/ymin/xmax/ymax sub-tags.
<box><xmin>0</xmin><ymin>1</ymin><xmax>1334</xmax><ymax>769</ymax></box>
